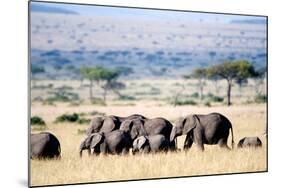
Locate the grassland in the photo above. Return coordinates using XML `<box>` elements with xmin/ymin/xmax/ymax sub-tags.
<box><xmin>30</xmin><ymin>79</ymin><xmax>266</xmax><ymax>186</ymax></box>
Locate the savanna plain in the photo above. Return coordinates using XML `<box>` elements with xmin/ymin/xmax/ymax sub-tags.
<box><xmin>30</xmin><ymin>79</ymin><xmax>267</xmax><ymax>186</ymax></box>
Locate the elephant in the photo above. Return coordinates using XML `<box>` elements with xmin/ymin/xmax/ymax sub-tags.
<box><xmin>237</xmin><ymin>137</ymin><xmax>262</xmax><ymax>148</ymax></box>
<box><xmin>30</xmin><ymin>132</ymin><xmax>61</xmax><ymax>159</ymax></box>
<box><xmin>86</xmin><ymin>114</ymin><xmax>146</xmax><ymax>135</ymax></box>
<box><xmin>170</xmin><ymin>113</ymin><xmax>234</xmax><ymax>151</ymax></box>
<box><xmin>120</xmin><ymin>117</ymin><xmax>173</xmax><ymax>140</ymax></box>
<box><xmin>79</xmin><ymin>130</ymin><xmax>131</xmax><ymax>157</ymax></box>
<box><xmin>120</xmin><ymin>117</ymin><xmax>176</xmax><ymax>150</ymax></box>
<box><xmin>132</xmin><ymin>134</ymin><xmax>172</xmax><ymax>154</ymax></box>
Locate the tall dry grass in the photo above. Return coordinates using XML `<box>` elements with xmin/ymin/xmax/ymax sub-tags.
<box><xmin>30</xmin><ymin>103</ymin><xmax>267</xmax><ymax>186</ymax></box>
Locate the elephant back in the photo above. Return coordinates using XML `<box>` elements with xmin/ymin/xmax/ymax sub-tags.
<box><xmin>31</xmin><ymin>132</ymin><xmax>61</xmax><ymax>159</ymax></box>
<box><xmin>144</xmin><ymin>118</ymin><xmax>173</xmax><ymax>139</ymax></box>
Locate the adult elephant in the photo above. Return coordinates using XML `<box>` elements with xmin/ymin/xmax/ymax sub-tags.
<box><xmin>170</xmin><ymin>113</ymin><xmax>234</xmax><ymax>151</ymax></box>
<box><xmin>79</xmin><ymin>130</ymin><xmax>131</xmax><ymax>157</ymax></box>
<box><xmin>120</xmin><ymin>117</ymin><xmax>175</xmax><ymax>145</ymax></box>
<box><xmin>237</xmin><ymin>137</ymin><xmax>262</xmax><ymax>148</ymax></box>
<box><xmin>86</xmin><ymin>114</ymin><xmax>146</xmax><ymax>135</ymax></box>
<box><xmin>30</xmin><ymin>132</ymin><xmax>61</xmax><ymax>159</ymax></box>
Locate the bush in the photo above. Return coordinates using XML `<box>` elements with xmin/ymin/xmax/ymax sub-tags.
<box><xmin>91</xmin><ymin>98</ymin><xmax>106</xmax><ymax>106</ymax></box>
<box><xmin>77</xmin><ymin>118</ymin><xmax>91</xmax><ymax>125</ymax></box>
<box><xmin>206</xmin><ymin>93</ymin><xmax>224</xmax><ymax>102</ymax></box>
<box><xmin>190</xmin><ymin>92</ymin><xmax>199</xmax><ymax>98</ymax></box>
<box><xmin>119</xmin><ymin>95</ymin><xmax>136</xmax><ymax>101</ymax></box>
<box><xmin>255</xmin><ymin>95</ymin><xmax>267</xmax><ymax>103</ymax></box>
<box><xmin>204</xmin><ymin>101</ymin><xmax>211</xmax><ymax>107</ymax></box>
<box><xmin>174</xmin><ymin>99</ymin><xmax>197</xmax><ymax>106</ymax></box>
<box><xmin>31</xmin><ymin>116</ymin><xmax>46</xmax><ymax>126</ymax></box>
<box><xmin>55</xmin><ymin>113</ymin><xmax>79</xmax><ymax>123</ymax></box>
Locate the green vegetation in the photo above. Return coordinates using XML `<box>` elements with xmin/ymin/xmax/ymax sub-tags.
<box><xmin>31</xmin><ymin>116</ymin><xmax>46</xmax><ymax>126</ymax></box>
<box><xmin>55</xmin><ymin>113</ymin><xmax>79</xmax><ymax>123</ymax></box>
<box><xmin>173</xmin><ymin>99</ymin><xmax>197</xmax><ymax>106</ymax></box>
<box><xmin>80</xmin><ymin>66</ymin><xmax>130</xmax><ymax>103</ymax></box>
<box><xmin>46</xmin><ymin>86</ymin><xmax>79</xmax><ymax>102</ymax></box>
<box><xmin>206</xmin><ymin>93</ymin><xmax>224</xmax><ymax>102</ymax></box>
<box><xmin>207</xmin><ymin>60</ymin><xmax>257</xmax><ymax>106</ymax></box>
<box><xmin>255</xmin><ymin>94</ymin><xmax>267</xmax><ymax>103</ymax></box>
<box><xmin>77</xmin><ymin>118</ymin><xmax>91</xmax><ymax>125</ymax></box>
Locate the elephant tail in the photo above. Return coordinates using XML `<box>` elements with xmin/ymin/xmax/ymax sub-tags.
<box><xmin>230</xmin><ymin>125</ymin><xmax>234</xmax><ymax>149</ymax></box>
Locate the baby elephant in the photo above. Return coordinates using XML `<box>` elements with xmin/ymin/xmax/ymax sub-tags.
<box><xmin>237</xmin><ymin>137</ymin><xmax>262</xmax><ymax>148</ymax></box>
<box><xmin>79</xmin><ymin>130</ymin><xmax>131</xmax><ymax>157</ymax></box>
<box><xmin>132</xmin><ymin>134</ymin><xmax>171</xmax><ymax>154</ymax></box>
<box><xmin>31</xmin><ymin>132</ymin><xmax>61</xmax><ymax>159</ymax></box>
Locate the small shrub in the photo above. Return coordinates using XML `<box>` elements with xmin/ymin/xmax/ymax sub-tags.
<box><xmin>190</xmin><ymin>92</ymin><xmax>199</xmax><ymax>98</ymax></box>
<box><xmin>255</xmin><ymin>95</ymin><xmax>267</xmax><ymax>103</ymax></box>
<box><xmin>31</xmin><ymin>116</ymin><xmax>46</xmax><ymax>126</ymax></box>
<box><xmin>119</xmin><ymin>95</ymin><xmax>136</xmax><ymax>101</ymax></box>
<box><xmin>204</xmin><ymin>101</ymin><xmax>211</xmax><ymax>107</ymax></box>
<box><xmin>91</xmin><ymin>98</ymin><xmax>106</xmax><ymax>106</ymax></box>
<box><xmin>55</xmin><ymin>113</ymin><xmax>79</xmax><ymax>123</ymax></box>
<box><xmin>206</xmin><ymin>93</ymin><xmax>224</xmax><ymax>102</ymax></box>
<box><xmin>77</xmin><ymin>118</ymin><xmax>91</xmax><ymax>125</ymax></box>
<box><xmin>174</xmin><ymin>99</ymin><xmax>197</xmax><ymax>106</ymax></box>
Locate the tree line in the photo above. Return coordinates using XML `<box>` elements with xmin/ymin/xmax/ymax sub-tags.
<box><xmin>186</xmin><ymin>60</ymin><xmax>266</xmax><ymax>106</ymax></box>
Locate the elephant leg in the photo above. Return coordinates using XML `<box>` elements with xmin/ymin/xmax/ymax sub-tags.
<box><xmin>194</xmin><ymin>131</ymin><xmax>204</xmax><ymax>151</ymax></box>
<box><xmin>218</xmin><ymin>138</ymin><xmax>230</xmax><ymax>150</ymax></box>
<box><xmin>87</xmin><ymin>148</ymin><xmax>91</xmax><ymax>156</ymax></box>
<box><xmin>121</xmin><ymin>148</ymin><xmax>129</xmax><ymax>155</ymax></box>
<box><xmin>183</xmin><ymin>135</ymin><xmax>193</xmax><ymax>150</ymax></box>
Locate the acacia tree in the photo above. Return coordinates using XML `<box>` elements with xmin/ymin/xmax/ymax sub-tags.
<box><xmin>190</xmin><ymin>68</ymin><xmax>207</xmax><ymax>100</ymax></box>
<box><xmin>80</xmin><ymin>66</ymin><xmax>97</xmax><ymax>100</ymax></box>
<box><xmin>208</xmin><ymin>60</ymin><xmax>256</xmax><ymax>106</ymax></box>
<box><xmin>80</xmin><ymin>66</ymin><xmax>121</xmax><ymax>103</ymax></box>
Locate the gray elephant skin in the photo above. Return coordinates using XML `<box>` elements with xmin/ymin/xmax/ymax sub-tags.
<box><xmin>31</xmin><ymin>132</ymin><xmax>61</xmax><ymax>159</ymax></box>
<box><xmin>170</xmin><ymin>113</ymin><xmax>234</xmax><ymax>151</ymax></box>
<box><xmin>86</xmin><ymin>114</ymin><xmax>146</xmax><ymax>135</ymax></box>
<box><xmin>237</xmin><ymin>137</ymin><xmax>262</xmax><ymax>148</ymax></box>
<box><xmin>79</xmin><ymin>130</ymin><xmax>131</xmax><ymax>157</ymax></box>
<box><xmin>119</xmin><ymin>117</ymin><xmax>173</xmax><ymax>140</ymax></box>
<box><xmin>132</xmin><ymin>134</ymin><xmax>172</xmax><ymax>154</ymax></box>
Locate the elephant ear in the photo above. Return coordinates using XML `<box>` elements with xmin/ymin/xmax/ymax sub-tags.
<box><xmin>84</xmin><ymin>134</ymin><xmax>95</xmax><ymax>148</ymax></box>
<box><xmin>131</xmin><ymin>121</ymin><xmax>140</xmax><ymax>140</ymax></box>
<box><xmin>137</xmin><ymin>136</ymin><xmax>147</xmax><ymax>150</ymax></box>
<box><xmin>90</xmin><ymin>133</ymin><xmax>103</xmax><ymax>149</ymax></box>
<box><xmin>183</xmin><ymin>115</ymin><xmax>197</xmax><ymax>135</ymax></box>
<box><xmin>101</xmin><ymin>117</ymin><xmax>117</xmax><ymax>133</ymax></box>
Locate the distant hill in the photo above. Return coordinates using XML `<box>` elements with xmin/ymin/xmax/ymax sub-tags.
<box><xmin>230</xmin><ymin>19</ymin><xmax>267</xmax><ymax>25</ymax></box>
<box><xmin>30</xmin><ymin>3</ymin><xmax>78</xmax><ymax>15</ymax></box>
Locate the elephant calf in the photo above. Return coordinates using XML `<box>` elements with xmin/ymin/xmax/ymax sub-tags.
<box><xmin>237</xmin><ymin>137</ymin><xmax>262</xmax><ymax>148</ymax></box>
<box><xmin>132</xmin><ymin>134</ymin><xmax>171</xmax><ymax>154</ymax></box>
<box><xmin>31</xmin><ymin>132</ymin><xmax>61</xmax><ymax>159</ymax></box>
<box><xmin>79</xmin><ymin>130</ymin><xmax>131</xmax><ymax>157</ymax></box>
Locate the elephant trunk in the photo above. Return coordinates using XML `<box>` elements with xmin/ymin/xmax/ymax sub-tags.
<box><xmin>170</xmin><ymin>128</ymin><xmax>176</xmax><ymax>142</ymax></box>
<box><xmin>79</xmin><ymin>149</ymin><xmax>83</xmax><ymax>158</ymax></box>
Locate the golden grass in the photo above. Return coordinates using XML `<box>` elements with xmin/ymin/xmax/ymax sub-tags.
<box><xmin>30</xmin><ymin>103</ymin><xmax>267</xmax><ymax>186</ymax></box>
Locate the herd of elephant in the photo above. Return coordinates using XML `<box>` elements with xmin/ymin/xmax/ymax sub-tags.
<box><xmin>30</xmin><ymin>113</ymin><xmax>263</xmax><ymax>159</ymax></box>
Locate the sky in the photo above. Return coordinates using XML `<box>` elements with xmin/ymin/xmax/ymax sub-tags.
<box><xmin>31</xmin><ymin>1</ymin><xmax>266</xmax><ymax>23</ymax></box>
